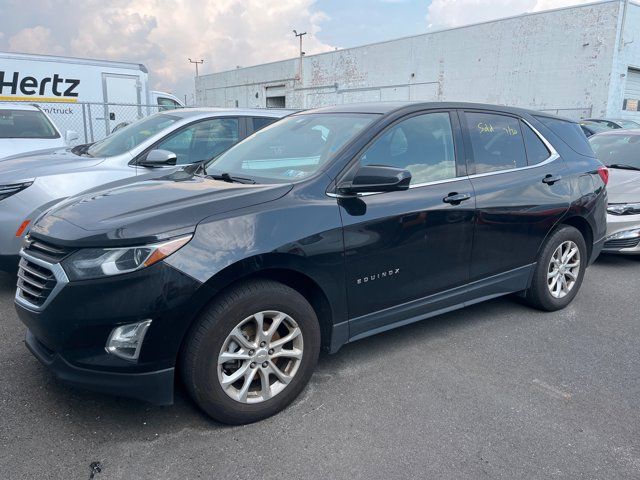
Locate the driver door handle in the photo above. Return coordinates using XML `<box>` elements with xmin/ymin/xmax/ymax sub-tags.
<box><xmin>443</xmin><ymin>192</ymin><xmax>472</xmax><ymax>205</ymax></box>
<box><xmin>542</xmin><ymin>174</ymin><xmax>562</xmax><ymax>185</ymax></box>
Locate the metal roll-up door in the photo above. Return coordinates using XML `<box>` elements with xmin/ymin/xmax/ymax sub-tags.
<box><xmin>623</xmin><ymin>68</ymin><xmax>640</xmax><ymax>113</ymax></box>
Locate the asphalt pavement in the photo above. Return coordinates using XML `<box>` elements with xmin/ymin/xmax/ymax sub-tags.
<box><xmin>1</xmin><ymin>255</ymin><xmax>639</xmax><ymax>479</ymax></box>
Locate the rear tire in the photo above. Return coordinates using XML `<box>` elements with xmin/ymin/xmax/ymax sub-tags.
<box><xmin>181</xmin><ymin>279</ymin><xmax>320</xmax><ymax>425</ymax></box>
<box><xmin>525</xmin><ymin>225</ymin><xmax>587</xmax><ymax>311</ymax></box>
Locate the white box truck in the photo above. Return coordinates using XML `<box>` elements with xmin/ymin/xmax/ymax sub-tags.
<box><xmin>0</xmin><ymin>51</ymin><xmax>184</xmax><ymax>143</ymax></box>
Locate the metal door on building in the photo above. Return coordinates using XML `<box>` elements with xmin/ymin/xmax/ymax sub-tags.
<box><xmin>623</xmin><ymin>68</ymin><xmax>640</xmax><ymax>113</ymax></box>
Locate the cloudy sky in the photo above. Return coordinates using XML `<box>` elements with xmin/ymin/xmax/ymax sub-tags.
<box><xmin>0</xmin><ymin>0</ymin><xmax>602</xmax><ymax>101</ymax></box>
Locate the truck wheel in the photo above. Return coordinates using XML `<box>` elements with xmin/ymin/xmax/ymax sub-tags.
<box><xmin>525</xmin><ymin>225</ymin><xmax>587</xmax><ymax>311</ymax></box>
<box><xmin>181</xmin><ymin>279</ymin><xmax>320</xmax><ymax>424</ymax></box>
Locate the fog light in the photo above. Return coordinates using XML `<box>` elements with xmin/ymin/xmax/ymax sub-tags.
<box><xmin>606</xmin><ymin>228</ymin><xmax>640</xmax><ymax>241</ymax></box>
<box><xmin>105</xmin><ymin>320</ymin><xmax>152</xmax><ymax>361</ymax></box>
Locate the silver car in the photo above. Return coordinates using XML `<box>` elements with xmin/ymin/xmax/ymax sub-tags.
<box><xmin>0</xmin><ymin>108</ymin><xmax>291</xmax><ymax>269</ymax></box>
<box><xmin>589</xmin><ymin>129</ymin><xmax>640</xmax><ymax>254</ymax></box>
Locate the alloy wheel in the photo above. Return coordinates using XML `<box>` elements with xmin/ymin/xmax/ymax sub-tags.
<box><xmin>217</xmin><ymin>310</ymin><xmax>304</xmax><ymax>404</ymax></box>
<box><xmin>547</xmin><ymin>240</ymin><xmax>581</xmax><ymax>299</ymax></box>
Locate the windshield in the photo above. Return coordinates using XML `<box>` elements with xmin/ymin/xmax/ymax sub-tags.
<box><xmin>589</xmin><ymin>133</ymin><xmax>640</xmax><ymax>168</ymax></box>
<box><xmin>205</xmin><ymin>113</ymin><xmax>378</xmax><ymax>183</ymax></box>
<box><xmin>87</xmin><ymin>113</ymin><xmax>180</xmax><ymax>157</ymax></box>
<box><xmin>0</xmin><ymin>109</ymin><xmax>59</xmax><ymax>139</ymax></box>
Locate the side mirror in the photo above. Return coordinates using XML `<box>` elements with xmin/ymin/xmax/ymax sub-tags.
<box><xmin>138</xmin><ymin>149</ymin><xmax>178</xmax><ymax>167</ymax></box>
<box><xmin>337</xmin><ymin>165</ymin><xmax>411</xmax><ymax>195</ymax></box>
<box><xmin>65</xmin><ymin>130</ymin><xmax>79</xmax><ymax>143</ymax></box>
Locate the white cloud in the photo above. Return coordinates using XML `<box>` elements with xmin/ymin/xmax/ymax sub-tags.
<box><xmin>8</xmin><ymin>26</ymin><xmax>65</xmax><ymax>56</ymax></box>
<box><xmin>0</xmin><ymin>0</ymin><xmax>332</xmax><ymax>101</ymax></box>
<box><xmin>426</xmin><ymin>0</ymin><xmax>603</xmax><ymax>29</ymax></box>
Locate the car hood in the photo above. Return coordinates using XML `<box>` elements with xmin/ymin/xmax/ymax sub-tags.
<box><xmin>30</xmin><ymin>170</ymin><xmax>293</xmax><ymax>246</ymax></box>
<box><xmin>0</xmin><ymin>140</ymin><xmax>65</xmax><ymax>160</ymax></box>
<box><xmin>607</xmin><ymin>168</ymin><xmax>640</xmax><ymax>204</ymax></box>
<box><xmin>0</xmin><ymin>148</ymin><xmax>104</xmax><ymax>182</ymax></box>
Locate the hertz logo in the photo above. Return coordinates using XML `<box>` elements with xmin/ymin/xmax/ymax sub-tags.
<box><xmin>0</xmin><ymin>72</ymin><xmax>80</xmax><ymax>98</ymax></box>
<box><xmin>356</xmin><ymin>268</ymin><xmax>400</xmax><ymax>285</ymax></box>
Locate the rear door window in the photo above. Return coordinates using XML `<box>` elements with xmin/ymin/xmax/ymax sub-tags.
<box><xmin>464</xmin><ymin>112</ymin><xmax>526</xmax><ymax>174</ymax></box>
<box><xmin>252</xmin><ymin>117</ymin><xmax>277</xmax><ymax>132</ymax></box>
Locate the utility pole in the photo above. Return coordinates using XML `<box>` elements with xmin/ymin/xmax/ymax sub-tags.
<box><xmin>188</xmin><ymin>58</ymin><xmax>204</xmax><ymax>77</ymax></box>
<box><xmin>293</xmin><ymin>30</ymin><xmax>307</xmax><ymax>82</ymax></box>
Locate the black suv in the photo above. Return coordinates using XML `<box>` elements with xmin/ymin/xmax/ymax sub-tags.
<box><xmin>14</xmin><ymin>102</ymin><xmax>607</xmax><ymax>424</ymax></box>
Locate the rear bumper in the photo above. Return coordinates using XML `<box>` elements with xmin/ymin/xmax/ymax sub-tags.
<box><xmin>26</xmin><ymin>329</ymin><xmax>175</xmax><ymax>405</ymax></box>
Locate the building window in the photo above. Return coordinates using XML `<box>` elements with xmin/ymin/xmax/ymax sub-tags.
<box><xmin>266</xmin><ymin>96</ymin><xmax>286</xmax><ymax>108</ymax></box>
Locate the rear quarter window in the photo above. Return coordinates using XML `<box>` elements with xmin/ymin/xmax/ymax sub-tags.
<box><xmin>521</xmin><ymin>121</ymin><xmax>551</xmax><ymax>165</ymax></box>
<box><xmin>533</xmin><ymin>115</ymin><xmax>595</xmax><ymax>157</ymax></box>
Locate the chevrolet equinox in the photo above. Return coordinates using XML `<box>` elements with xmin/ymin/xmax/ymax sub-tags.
<box><xmin>14</xmin><ymin>102</ymin><xmax>608</xmax><ymax>424</ymax></box>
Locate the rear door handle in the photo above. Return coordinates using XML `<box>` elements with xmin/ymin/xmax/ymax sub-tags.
<box><xmin>542</xmin><ymin>174</ymin><xmax>562</xmax><ymax>185</ymax></box>
<box><xmin>443</xmin><ymin>192</ymin><xmax>471</xmax><ymax>205</ymax></box>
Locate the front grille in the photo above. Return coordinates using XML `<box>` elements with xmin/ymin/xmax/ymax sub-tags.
<box><xmin>16</xmin><ymin>258</ymin><xmax>57</xmax><ymax>307</ymax></box>
<box><xmin>604</xmin><ymin>238</ymin><xmax>640</xmax><ymax>249</ymax></box>
<box><xmin>23</xmin><ymin>236</ymin><xmax>73</xmax><ymax>263</ymax></box>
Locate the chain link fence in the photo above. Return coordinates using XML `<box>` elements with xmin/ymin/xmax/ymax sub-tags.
<box><xmin>0</xmin><ymin>100</ymin><xmax>183</xmax><ymax>145</ymax></box>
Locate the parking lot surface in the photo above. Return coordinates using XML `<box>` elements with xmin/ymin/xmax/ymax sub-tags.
<box><xmin>1</xmin><ymin>256</ymin><xmax>639</xmax><ymax>479</ymax></box>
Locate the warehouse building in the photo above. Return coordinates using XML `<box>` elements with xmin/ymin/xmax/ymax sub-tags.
<box><xmin>196</xmin><ymin>0</ymin><xmax>640</xmax><ymax>120</ymax></box>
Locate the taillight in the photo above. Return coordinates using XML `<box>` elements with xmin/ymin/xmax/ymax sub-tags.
<box><xmin>597</xmin><ymin>166</ymin><xmax>609</xmax><ymax>186</ymax></box>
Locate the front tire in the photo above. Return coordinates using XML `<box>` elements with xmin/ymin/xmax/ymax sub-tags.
<box><xmin>181</xmin><ymin>279</ymin><xmax>320</xmax><ymax>425</ymax></box>
<box><xmin>525</xmin><ymin>225</ymin><xmax>587</xmax><ymax>311</ymax></box>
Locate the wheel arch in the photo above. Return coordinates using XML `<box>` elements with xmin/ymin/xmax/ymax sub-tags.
<box><xmin>559</xmin><ymin>215</ymin><xmax>593</xmax><ymax>260</ymax></box>
<box><xmin>181</xmin><ymin>254</ymin><xmax>345</xmax><ymax>358</ymax></box>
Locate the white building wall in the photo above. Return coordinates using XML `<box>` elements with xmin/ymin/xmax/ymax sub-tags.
<box><xmin>197</xmin><ymin>1</ymin><xmax>636</xmax><ymax>120</ymax></box>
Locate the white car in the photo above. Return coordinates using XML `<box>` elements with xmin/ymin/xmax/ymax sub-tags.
<box><xmin>0</xmin><ymin>107</ymin><xmax>291</xmax><ymax>270</ymax></box>
<box><xmin>0</xmin><ymin>104</ymin><xmax>78</xmax><ymax>159</ymax></box>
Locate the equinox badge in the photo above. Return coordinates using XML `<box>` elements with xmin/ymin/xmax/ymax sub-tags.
<box><xmin>356</xmin><ymin>268</ymin><xmax>400</xmax><ymax>285</ymax></box>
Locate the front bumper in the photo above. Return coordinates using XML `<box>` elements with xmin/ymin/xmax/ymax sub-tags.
<box><xmin>14</xmin><ymin>258</ymin><xmax>210</xmax><ymax>405</ymax></box>
<box><xmin>26</xmin><ymin>329</ymin><xmax>175</xmax><ymax>405</ymax></box>
<box><xmin>602</xmin><ymin>213</ymin><xmax>640</xmax><ymax>254</ymax></box>
<box><xmin>0</xmin><ymin>254</ymin><xmax>19</xmax><ymax>272</ymax></box>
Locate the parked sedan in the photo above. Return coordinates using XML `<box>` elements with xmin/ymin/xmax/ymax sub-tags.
<box><xmin>589</xmin><ymin>129</ymin><xmax>640</xmax><ymax>254</ymax></box>
<box><xmin>584</xmin><ymin>118</ymin><xmax>640</xmax><ymax>130</ymax></box>
<box><xmin>0</xmin><ymin>108</ymin><xmax>291</xmax><ymax>270</ymax></box>
<box><xmin>0</xmin><ymin>103</ymin><xmax>78</xmax><ymax>159</ymax></box>
<box><xmin>14</xmin><ymin>102</ymin><xmax>607</xmax><ymax>424</ymax></box>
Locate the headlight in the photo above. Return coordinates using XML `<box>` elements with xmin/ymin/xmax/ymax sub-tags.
<box><xmin>0</xmin><ymin>181</ymin><xmax>33</xmax><ymax>201</ymax></box>
<box><xmin>62</xmin><ymin>235</ymin><xmax>192</xmax><ymax>281</ymax></box>
<box><xmin>606</xmin><ymin>228</ymin><xmax>640</xmax><ymax>241</ymax></box>
<box><xmin>607</xmin><ymin>203</ymin><xmax>640</xmax><ymax>215</ymax></box>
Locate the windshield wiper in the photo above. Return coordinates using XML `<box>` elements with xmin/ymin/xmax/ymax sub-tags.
<box><xmin>207</xmin><ymin>172</ymin><xmax>257</xmax><ymax>184</ymax></box>
<box><xmin>607</xmin><ymin>163</ymin><xmax>640</xmax><ymax>171</ymax></box>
